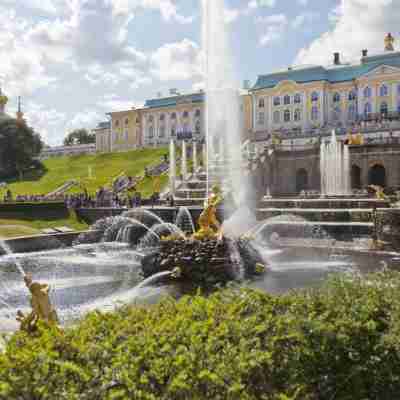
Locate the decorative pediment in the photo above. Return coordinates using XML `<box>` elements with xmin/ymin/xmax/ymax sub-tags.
<box><xmin>273</xmin><ymin>80</ymin><xmax>300</xmax><ymax>94</ymax></box>
<box><xmin>362</xmin><ymin>64</ymin><xmax>400</xmax><ymax>78</ymax></box>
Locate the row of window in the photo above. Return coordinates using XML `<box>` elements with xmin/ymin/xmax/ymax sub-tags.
<box><xmin>147</xmin><ymin>109</ymin><xmax>201</xmax><ymax>123</ymax></box>
<box><xmin>148</xmin><ymin>120</ymin><xmax>202</xmax><ymax>138</ymax></box>
<box><xmin>114</xmin><ymin>117</ymin><xmax>140</xmax><ymax>128</ymax></box>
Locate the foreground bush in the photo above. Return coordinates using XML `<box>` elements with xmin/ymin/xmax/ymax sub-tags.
<box><xmin>1</xmin><ymin>271</ymin><xmax>400</xmax><ymax>399</ymax></box>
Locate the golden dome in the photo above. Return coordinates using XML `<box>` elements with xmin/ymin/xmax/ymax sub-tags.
<box><xmin>0</xmin><ymin>94</ymin><xmax>8</xmax><ymax>106</ymax></box>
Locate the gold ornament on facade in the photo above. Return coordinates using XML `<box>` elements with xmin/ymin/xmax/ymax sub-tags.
<box><xmin>384</xmin><ymin>33</ymin><xmax>395</xmax><ymax>52</ymax></box>
<box><xmin>0</xmin><ymin>94</ymin><xmax>8</xmax><ymax>106</ymax></box>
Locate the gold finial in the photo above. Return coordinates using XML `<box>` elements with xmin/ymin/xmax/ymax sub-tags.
<box><xmin>16</xmin><ymin>96</ymin><xmax>24</xmax><ymax>123</ymax></box>
<box><xmin>384</xmin><ymin>33</ymin><xmax>395</xmax><ymax>52</ymax></box>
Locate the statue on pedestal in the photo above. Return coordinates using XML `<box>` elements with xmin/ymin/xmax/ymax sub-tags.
<box><xmin>384</xmin><ymin>33</ymin><xmax>395</xmax><ymax>52</ymax></box>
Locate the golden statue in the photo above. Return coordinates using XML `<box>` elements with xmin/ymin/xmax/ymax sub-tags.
<box><xmin>384</xmin><ymin>33</ymin><xmax>395</xmax><ymax>52</ymax></box>
<box><xmin>193</xmin><ymin>185</ymin><xmax>223</xmax><ymax>240</ymax></box>
<box><xmin>369</xmin><ymin>185</ymin><xmax>387</xmax><ymax>200</ymax></box>
<box><xmin>347</xmin><ymin>131</ymin><xmax>363</xmax><ymax>145</ymax></box>
<box><xmin>17</xmin><ymin>274</ymin><xmax>58</xmax><ymax>332</ymax></box>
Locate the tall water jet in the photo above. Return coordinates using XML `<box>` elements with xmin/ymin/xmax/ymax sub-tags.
<box><xmin>320</xmin><ymin>130</ymin><xmax>350</xmax><ymax>196</ymax></box>
<box><xmin>181</xmin><ymin>140</ymin><xmax>187</xmax><ymax>182</ymax></box>
<box><xmin>202</xmin><ymin>0</ymin><xmax>246</xmax><ymax>205</ymax></box>
<box><xmin>169</xmin><ymin>139</ymin><xmax>176</xmax><ymax>195</ymax></box>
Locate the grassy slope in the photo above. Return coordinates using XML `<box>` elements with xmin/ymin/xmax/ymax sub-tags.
<box><xmin>4</xmin><ymin>147</ymin><xmax>169</xmax><ymax>196</ymax></box>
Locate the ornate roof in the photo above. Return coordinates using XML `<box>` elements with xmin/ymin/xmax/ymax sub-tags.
<box><xmin>144</xmin><ymin>92</ymin><xmax>204</xmax><ymax>109</ymax></box>
<box><xmin>252</xmin><ymin>51</ymin><xmax>400</xmax><ymax>90</ymax></box>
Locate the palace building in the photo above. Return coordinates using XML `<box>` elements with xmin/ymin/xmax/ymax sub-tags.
<box><xmin>250</xmin><ymin>33</ymin><xmax>400</xmax><ymax>145</ymax></box>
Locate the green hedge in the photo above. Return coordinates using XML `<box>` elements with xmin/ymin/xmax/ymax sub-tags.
<box><xmin>1</xmin><ymin>271</ymin><xmax>400</xmax><ymax>399</ymax></box>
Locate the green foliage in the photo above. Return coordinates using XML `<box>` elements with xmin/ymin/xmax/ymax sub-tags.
<box><xmin>0</xmin><ymin>118</ymin><xmax>43</xmax><ymax>179</ymax></box>
<box><xmin>1</xmin><ymin>271</ymin><xmax>400</xmax><ymax>399</ymax></box>
<box><xmin>64</xmin><ymin>129</ymin><xmax>95</xmax><ymax>146</ymax></box>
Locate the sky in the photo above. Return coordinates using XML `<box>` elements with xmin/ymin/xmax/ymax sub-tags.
<box><xmin>0</xmin><ymin>0</ymin><xmax>399</xmax><ymax>146</ymax></box>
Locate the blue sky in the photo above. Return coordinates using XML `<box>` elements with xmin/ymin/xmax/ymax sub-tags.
<box><xmin>0</xmin><ymin>0</ymin><xmax>398</xmax><ymax>145</ymax></box>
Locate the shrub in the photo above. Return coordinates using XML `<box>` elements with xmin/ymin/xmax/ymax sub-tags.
<box><xmin>1</xmin><ymin>271</ymin><xmax>400</xmax><ymax>399</ymax></box>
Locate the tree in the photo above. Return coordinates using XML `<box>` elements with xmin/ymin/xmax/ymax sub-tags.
<box><xmin>64</xmin><ymin>129</ymin><xmax>95</xmax><ymax>146</ymax></box>
<box><xmin>0</xmin><ymin>118</ymin><xmax>43</xmax><ymax>180</ymax></box>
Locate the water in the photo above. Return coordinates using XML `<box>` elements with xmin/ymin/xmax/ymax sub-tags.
<box><xmin>175</xmin><ymin>206</ymin><xmax>196</xmax><ymax>234</ymax></box>
<box><xmin>320</xmin><ymin>130</ymin><xmax>350</xmax><ymax>196</ymax></box>
<box><xmin>202</xmin><ymin>0</ymin><xmax>246</xmax><ymax>204</ymax></box>
<box><xmin>181</xmin><ymin>140</ymin><xmax>188</xmax><ymax>182</ymax></box>
<box><xmin>0</xmin><ymin>239</ymin><xmax>25</xmax><ymax>276</ymax></box>
<box><xmin>170</xmin><ymin>139</ymin><xmax>176</xmax><ymax>195</ymax></box>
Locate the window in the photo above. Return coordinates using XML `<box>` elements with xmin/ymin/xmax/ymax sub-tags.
<box><xmin>115</xmin><ymin>120</ymin><xmax>119</xmax><ymax>127</ymax></box>
<box><xmin>148</xmin><ymin>126</ymin><xmax>154</xmax><ymax>138</ymax></box>
<box><xmin>171</xmin><ymin>112</ymin><xmax>177</xmax><ymax>120</ymax></box>
<box><xmin>294</xmin><ymin>109</ymin><xmax>301</xmax><ymax>122</ymax></box>
<box><xmin>380</xmin><ymin>102</ymin><xmax>388</xmax><ymax>116</ymax></box>
<box><xmin>294</xmin><ymin>93</ymin><xmax>301</xmax><ymax>104</ymax></box>
<box><xmin>333</xmin><ymin>92</ymin><xmax>341</xmax><ymax>103</ymax></box>
<box><xmin>284</xmin><ymin>109</ymin><xmax>291</xmax><ymax>122</ymax></box>
<box><xmin>284</xmin><ymin>95</ymin><xmax>291</xmax><ymax>105</ymax></box>
<box><xmin>160</xmin><ymin>114</ymin><xmax>165</xmax><ymax>121</ymax></box>
<box><xmin>348</xmin><ymin>104</ymin><xmax>356</xmax><ymax>121</ymax></box>
<box><xmin>258</xmin><ymin>98</ymin><xmax>265</xmax><ymax>108</ymax></box>
<box><xmin>348</xmin><ymin>90</ymin><xmax>357</xmax><ymax>101</ymax></box>
<box><xmin>397</xmin><ymin>84</ymin><xmax>400</xmax><ymax>95</ymax></box>
<box><xmin>195</xmin><ymin>120</ymin><xmax>201</xmax><ymax>134</ymax></box>
<box><xmin>258</xmin><ymin>112</ymin><xmax>265</xmax><ymax>125</ymax></box>
<box><xmin>273</xmin><ymin>96</ymin><xmax>280</xmax><ymax>106</ymax></box>
<box><xmin>332</xmin><ymin>106</ymin><xmax>341</xmax><ymax>121</ymax></box>
<box><xmin>124</xmin><ymin>130</ymin><xmax>129</xmax><ymax>140</ymax></box>
<box><xmin>195</xmin><ymin>109</ymin><xmax>201</xmax><ymax>117</ymax></box>
<box><xmin>148</xmin><ymin>115</ymin><xmax>154</xmax><ymax>123</ymax></box>
<box><xmin>311</xmin><ymin>91</ymin><xmax>319</xmax><ymax>102</ymax></box>
<box><xmin>183</xmin><ymin>111</ymin><xmax>189</xmax><ymax>118</ymax></box>
<box><xmin>311</xmin><ymin>106</ymin><xmax>319</xmax><ymax>121</ymax></box>
<box><xmin>364</xmin><ymin>102</ymin><xmax>372</xmax><ymax>117</ymax></box>
<box><xmin>273</xmin><ymin>110</ymin><xmax>280</xmax><ymax>123</ymax></box>
<box><xmin>113</xmin><ymin>132</ymin><xmax>118</xmax><ymax>141</ymax></box>
<box><xmin>363</xmin><ymin>87</ymin><xmax>371</xmax><ymax>98</ymax></box>
<box><xmin>136</xmin><ymin>117</ymin><xmax>140</xmax><ymax>124</ymax></box>
<box><xmin>159</xmin><ymin>126</ymin><xmax>165</xmax><ymax>137</ymax></box>
<box><xmin>125</xmin><ymin>118</ymin><xmax>129</xmax><ymax>125</ymax></box>
<box><xmin>171</xmin><ymin>126</ymin><xmax>176</xmax><ymax>136</ymax></box>
<box><xmin>398</xmin><ymin>101</ymin><xmax>400</xmax><ymax>113</ymax></box>
<box><xmin>380</xmin><ymin>84</ymin><xmax>389</xmax><ymax>97</ymax></box>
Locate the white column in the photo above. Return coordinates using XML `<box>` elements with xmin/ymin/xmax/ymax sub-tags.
<box><xmin>169</xmin><ymin>139</ymin><xmax>176</xmax><ymax>195</ymax></box>
<box><xmin>181</xmin><ymin>140</ymin><xmax>187</xmax><ymax>181</ymax></box>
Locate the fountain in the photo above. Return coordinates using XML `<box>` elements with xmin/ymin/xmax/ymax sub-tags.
<box><xmin>320</xmin><ymin>130</ymin><xmax>350</xmax><ymax>196</ymax></box>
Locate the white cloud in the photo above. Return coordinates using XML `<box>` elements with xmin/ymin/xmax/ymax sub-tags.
<box><xmin>224</xmin><ymin>8</ymin><xmax>240</xmax><ymax>23</ymax></box>
<box><xmin>248</xmin><ymin>0</ymin><xmax>276</xmax><ymax>9</ymax></box>
<box><xmin>150</xmin><ymin>39</ymin><xmax>202</xmax><ymax>81</ymax></box>
<box><xmin>295</xmin><ymin>0</ymin><xmax>400</xmax><ymax>66</ymax></box>
<box><xmin>297</xmin><ymin>0</ymin><xmax>309</xmax><ymax>6</ymax></box>
<box><xmin>257</xmin><ymin>14</ymin><xmax>288</xmax><ymax>46</ymax></box>
<box><xmin>292</xmin><ymin>11</ymin><xmax>320</xmax><ymax>30</ymax></box>
<box><xmin>2</xmin><ymin>0</ymin><xmax>58</xmax><ymax>14</ymax></box>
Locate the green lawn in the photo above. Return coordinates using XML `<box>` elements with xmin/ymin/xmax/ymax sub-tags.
<box><xmin>4</xmin><ymin>147</ymin><xmax>169</xmax><ymax>196</ymax></box>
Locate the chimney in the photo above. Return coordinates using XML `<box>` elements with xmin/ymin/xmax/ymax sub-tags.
<box><xmin>362</xmin><ymin>49</ymin><xmax>368</xmax><ymax>57</ymax></box>
<box><xmin>333</xmin><ymin>52</ymin><xmax>340</xmax><ymax>65</ymax></box>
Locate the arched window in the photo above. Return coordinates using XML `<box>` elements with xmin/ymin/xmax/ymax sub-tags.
<box><xmin>348</xmin><ymin>90</ymin><xmax>357</xmax><ymax>101</ymax></box>
<box><xmin>364</xmin><ymin>102</ymin><xmax>372</xmax><ymax>117</ymax></box>
<box><xmin>294</xmin><ymin>109</ymin><xmax>301</xmax><ymax>122</ymax></box>
<box><xmin>333</xmin><ymin>92</ymin><xmax>341</xmax><ymax>103</ymax></box>
<box><xmin>171</xmin><ymin>112</ymin><xmax>177</xmax><ymax>120</ymax></box>
<box><xmin>311</xmin><ymin>91</ymin><xmax>319</xmax><ymax>102</ymax></box>
<box><xmin>183</xmin><ymin>111</ymin><xmax>189</xmax><ymax>118</ymax></box>
<box><xmin>363</xmin><ymin>86</ymin><xmax>371</xmax><ymax>98</ymax></box>
<box><xmin>258</xmin><ymin>98</ymin><xmax>265</xmax><ymax>108</ymax></box>
<box><xmin>296</xmin><ymin>169</ymin><xmax>308</xmax><ymax>192</ymax></box>
<box><xmin>160</xmin><ymin>114</ymin><xmax>165</xmax><ymax>121</ymax></box>
<box><xmin>284</xmin><ymin>95</ymin><xmax>291</xmax><ymax>105</ymax></box>
<box><xmin>195</xmin><ymin>120</ymin><xmax>201</xmax><ymax>134</ymax></box>
<box><xmin>348</xmin><ymin>104</ymin><xmax>356</xmax><ymax>121</ymax></box>
<box><xmin>115</xmin><ymin>120</ymin><xmax>120</xmax><ymax>127</ymax></box>
<box><xmin>380</xmin><ymin>102</ymin><xmax>388</xmax><ymax>116</ymax></box>
<box><xmin>294</xmin><ymin>93</ymin><xmax>301</xmax><ymax>104</ymax></box>
<box><xmin>149</xmin><ymin>126</ymin><xmax>154</xmax><ymax>138</ymax></box>
<box><xmin>171</xmin><ymin>126</ymin><xmax>176</xmax><ymax>136</ymax></box>
<box><xmin>369</xmin><ymin>164</ymin><xmax>386</xmax><ymax>187</ymax></box>
<box><xmin>351</xmin><ymin>165</ymin><xmax>361</xmax><ymax>189</ymax></box>
<box><xmin>311</xmin><ymin>106</ymin><xmax>319</xmax><ymax>121</ymax></box>
<box><xmin>148</xmin><ymin>115</ymin><xmax>154</xmax><ymax>123</ymax></box>
<box><xmin>159</xmin><ymin>126</ymin><xmax>165</xmax><ymax>137</ymax></box>
<box><xmin>332</xmin><ymin>106</ymin><xmax>341</xmax><ymax>121</ymax></box>
<box><xmin>273</xmin><ymin>96</ymin><xmax>280</xmax><ymax>106</ymax></box>
<box><xmin>380</xmin><ymin>84</ymin><xmax>389</xmax><ymax>97</ymax></box>
<box><xmin>195</xmin><ymin>109</ymin><xmax>201</xmax><ymax>117</ymax></box>
<box><xmin>125</xmin><ymin>118</ymin><xmax>129</xmax><ymax>125</ymax></box>
<box><xmin>273</xmin><ymin>110</ymin><xmax>280</xmax><ymax>123</ymax></box>
<box><xmin>284</xmin><ymin>109</ymin><xmax>291</xmax><ymax>122</ymax></box>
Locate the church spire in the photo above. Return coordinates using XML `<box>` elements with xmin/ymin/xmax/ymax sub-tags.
<box><xmin>16</xmin><ymin>96</ymin><xmax>25</xmax><ymax>125</ymax></box>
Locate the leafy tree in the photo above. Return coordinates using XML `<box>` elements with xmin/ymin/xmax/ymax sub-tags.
<box><xmin>63</xmin><ymin>128</ymin><xmax>95</xmax><ymax>146</ymax></box>
<box><xmin>0</xmin><ymin>118</ymin><xmax>43</xmax><ymax>180</ymax></box>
